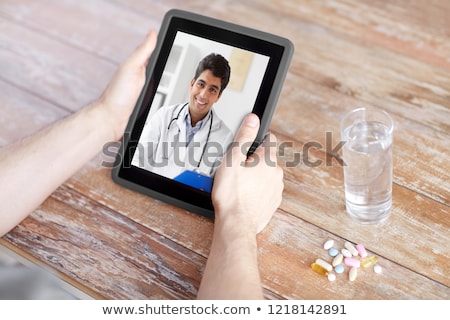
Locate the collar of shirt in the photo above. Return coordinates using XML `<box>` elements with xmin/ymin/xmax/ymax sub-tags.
<box><xmin>184</xmin><ymin>108</ymin><xmax>211</xmax><ymax>145</ymax></box>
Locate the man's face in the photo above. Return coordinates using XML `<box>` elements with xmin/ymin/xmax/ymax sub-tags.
<box><xmin>189</xmin><ymin>69</ymin><xmax>222</xmax><ymax>122</ymax></box>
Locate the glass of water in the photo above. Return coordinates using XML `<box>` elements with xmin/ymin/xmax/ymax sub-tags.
<box><xmin>340</xmin><ymin>107</ymin><xmax>394</xmax><ymax>224</ymax></box>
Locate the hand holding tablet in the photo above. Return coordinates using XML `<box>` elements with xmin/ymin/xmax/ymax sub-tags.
<box><xmin>111</xmin><ymin>9</ymin><xmax>294</xmax><ymax>217</ymax></box>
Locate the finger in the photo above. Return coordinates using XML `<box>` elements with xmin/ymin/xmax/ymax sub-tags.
<box><xmin>264</xmin><ymin>132</ymin><xmax>278</xmax><ymax>164</ymax></box>
<box><xmin>232</xmin><ymin>113</ymin><xmax>260</xmax><ymax>162</ymax></box>
<box><xmin>251</xmin><ymin>131</ymin><xmax>278</xmax><ymax>165</ymax></box>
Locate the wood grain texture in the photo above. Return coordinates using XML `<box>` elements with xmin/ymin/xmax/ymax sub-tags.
<box><xmin>0</xmin><ymin>79</ymin><xmax>69</xmax><ymax>146</ymax></box>
<box><xmin>4</xmin><ymin>185</ymin><xmax>204</xmax><ymax>300</ymax></box>
<box><xmin>0</xmin><ymin>0</ymin><xmax>449</xmax><ymax>300</ymax></box>
<box><xmin>0</xmin><ymin>17</ymin><xmax>113</xmax><ymax>112</ymax></box>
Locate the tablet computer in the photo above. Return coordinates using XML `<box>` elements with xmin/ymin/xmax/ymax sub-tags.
<box><xmin>111</xmin><ymin>9</ymin><xmax>294</xmax><ymax>218</ymax></box>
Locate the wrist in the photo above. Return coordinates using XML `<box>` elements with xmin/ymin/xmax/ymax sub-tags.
<box><xmin>86</xmin><ymin>100</ymin><xmax>118</xmax><ymax>143</ymax></box>
<box><xmin>214</xmin><ymin>208</ymin><xmax>259</xmax><ymax>240</ymax></box>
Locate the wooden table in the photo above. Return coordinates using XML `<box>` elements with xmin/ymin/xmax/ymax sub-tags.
<box><xmin>1</xmin><ymin>0</ymin><xmax>449</xmax><ymax>299</ymax></box>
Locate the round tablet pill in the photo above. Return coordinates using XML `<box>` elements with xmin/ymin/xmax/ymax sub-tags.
<box><xmin>328</xmin><ymin>248</ymin><xmax>339</xmax><ymax>257</ymax></box>
<box><xmin>323</xmin><ymin>239</ymin><xmax>334</xmax><ymax>250</ymax></box>
<box><xmin>334</xmin><ymin>264</ymin><xmax>345</xmax><ymax>274</ymax></box>
<box><xmin>328</xmin><ymin>273</ymin><xmax>336</xmax><ymax>282</ymax></box>
<box><xmin>374</xmin><ymin>265</ymin><xmax>383</xmax><ymax>274</ymax></box>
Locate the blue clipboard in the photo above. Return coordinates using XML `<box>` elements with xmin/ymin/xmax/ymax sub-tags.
<box><xmin>173</xmin><ymin>170</ymin><xmax>213</xmax><ymax>192</ymax></box>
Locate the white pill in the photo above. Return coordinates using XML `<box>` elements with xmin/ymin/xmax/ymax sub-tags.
<box><xmin>323</xmin><ymin>239</ymin><xmax>334</xmax><ymax>250</ymax></box>
<box><xmin>349</xmin><ymin>267</ymin><xmax>358</xmax><ymax>281</ymax></box>
<box><xmin>332</xmin><ymin>253</ymin><xmax>344</xmax><ymax>267</ymax></box>
<box><xmin>328</xmin><ymin>273</ymin><xmax>336</xmax><ymax>282</ymax></box>
<box><xmin>344</xmin><ymin>241</ymin><xmax>359</xmax><ymax>256</ymax></box>
<box><xmin>341</xmin><ymin>248</ymin><xmax>352</xmax><ymax>258</ymax></box>
<box><xmin>315</xmin><ymin>258</ymin><xmax>333</xmax><ymax>272</ymax></box>
<box><xmin>374</xmin><ymin>265</ymin><xmax>383</xmax><ymax>274</ymax></box>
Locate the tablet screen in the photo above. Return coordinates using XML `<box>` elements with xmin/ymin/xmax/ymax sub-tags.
<box><xmin>112</xmin><ymin>10</ymin><xmax>293</xmax><ymax>217</ymax></box>
<box><xmin>131</xmin><ymin>31</ymin><xmax>270</xmax><ymax>190</ymax></box>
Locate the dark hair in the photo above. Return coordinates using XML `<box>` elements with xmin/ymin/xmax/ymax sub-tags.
<box><xmin>194</xmin><ymin>53</ymin><xmax>231</xmax><ymax>94</ymax></box>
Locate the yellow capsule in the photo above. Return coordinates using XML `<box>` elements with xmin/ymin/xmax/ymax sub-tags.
<box><xmin>361</xmin><ymin>255</ymin><xmax>379</xmax><ymax>268</ymax></box>
<box><xmin>311</xmin><ymin>262</ymin><xmax>329</xmax><ymax>276</ymax></box>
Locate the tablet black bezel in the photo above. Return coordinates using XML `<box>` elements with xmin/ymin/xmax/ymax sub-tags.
<box><xmin>111</xmin><ymin>9</ymin><xmax>293</xmax><ymax>218</ymax></box>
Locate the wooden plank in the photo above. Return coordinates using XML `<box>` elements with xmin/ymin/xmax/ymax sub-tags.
<box><xmin>65</xmin><ymin>155</ymin><xmax>215</xmax><ymax>257</ymax></box>
<box><xmin>0</xmin><ymin>79</ymin><xmax>69</xmax><ymax>146</ymax></box>
<box><xmin>271</xmin><ymin>73</ymin><xmax>450</xmax><ymax>205</ymax></box>
<box><xmin>0</xmin><ymin>17</ymin><xmax>115</xmax><ymax>112</ymax></box>
<box><xmin>0</xmin><ymin>238</ymin><xmax>102</xmax><ymax>299</ymax></box>
<box><xmin>276</xmin><ymin>131</ymin><xmax>450</xmax><ymax>288</ymax></box>
<box><xmin>108</xmin><ymin>0</ymin><xmax>450</xmax><ymax>197</ymax></box>
<box><xmin>111</xmin><ymin>0</ymin><xmax>450</xmax><ymax>72</ymax></box>
<box><xmin>2</xmin><ymin>0</ymin><xmax>447</xmax><ymax>146</ymax></box>
<box><xmin>3</xmin><ymin>0</ymin><xmax>446</xmax><ymax>134</ymax></box>
<box><xmin>61</xmin><ymin>132</ymin><xmax>449</xmax><ymax>290</ymax></box>
<box><xmin>5</xmin><ymin>165</ymin><xmax>449</xmax><ymax>299</ymax></box>
<box><xmin>245</xmin><ymin>0</ymin><xmax>450</xmax><ymax>72</ymax></box>
<box><xmin>0</xmin><ymin>0</ymin><xmax>157</xmax><ymax>64</ymax></box>
<box><xmin>3</xmin><ymin>185</ymin><xmax>205</xmax><ymax>300</ymax></box>
<box><xmin>258</xmin><ymin>210</ymin><xmax>450</xmax><ymax>299</ymax></box>
<box><xmin>114</xmin><ymin>0</ymin><xmax>449</xmax><ymax>135</ymax></box>
<box><xmin>246</xmin><ymin>8</ymin><xmax>450</xmax><ymax>135</ymax></box>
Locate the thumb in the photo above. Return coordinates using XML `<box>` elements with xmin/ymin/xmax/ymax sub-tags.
<box><xmin>231</xmin><ymin>113</ymin><xmax>260</xmax><ymax>161</ymax></box>
<box><xmin>131</xmin><ymin>30</ymin><xmax>157</xmax><ymax>67</ymax></box>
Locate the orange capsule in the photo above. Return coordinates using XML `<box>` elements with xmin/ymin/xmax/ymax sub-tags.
<box><xmin>311</xmin><ymin>262</ymin><xmax>329</xmax><ymax>276</ymax></box>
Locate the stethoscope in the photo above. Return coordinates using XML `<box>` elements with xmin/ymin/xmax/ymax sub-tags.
<box><xmin>167</xmin><ymin>102</ymin><xmax>214</xmax><ymax>169</ymax></box>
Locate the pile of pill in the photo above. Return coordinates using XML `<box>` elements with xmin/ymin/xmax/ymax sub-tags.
<box><xmin>310</xmin><ymin>239</ymin><xmax>383</xmax><ymax>282</ymax></box>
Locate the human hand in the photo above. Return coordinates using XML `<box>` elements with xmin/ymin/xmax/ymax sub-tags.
<box><xmin>212</xmin><ymin>113</ymin><xmax>284</xmax><ymax>234</ymax></box>
<box><xmin>97</xmin><ymin>30</ymin><xmax>157</xmax><ymax>141</ymax></box>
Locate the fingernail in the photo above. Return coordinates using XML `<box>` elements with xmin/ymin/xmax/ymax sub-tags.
<box><xmin>245</xmin><ymin>115</ymin><xmax>258</xmax><ymax>127</ymax></box>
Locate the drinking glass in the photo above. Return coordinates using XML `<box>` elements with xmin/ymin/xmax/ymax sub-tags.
<box><xmin>340</xmin><ymin>107</ymin><xmax>394</xmax><ymax>224</ymax></box>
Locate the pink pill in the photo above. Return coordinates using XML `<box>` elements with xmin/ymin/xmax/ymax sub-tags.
<box><xmin>344</xmin><ymin>257</ymin><xmax>360</xmax><ymax>268</ymax></box>
<box><xmin>356</xmin><ymin>244</ymin><xmax>368</xmax><ymax>257</ymax></box>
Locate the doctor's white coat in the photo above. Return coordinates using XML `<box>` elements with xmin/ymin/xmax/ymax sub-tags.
<box><xmin>132</xmin><ymin>103</ymin><xmax>234</xmax><ymax>179</ymax></box>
